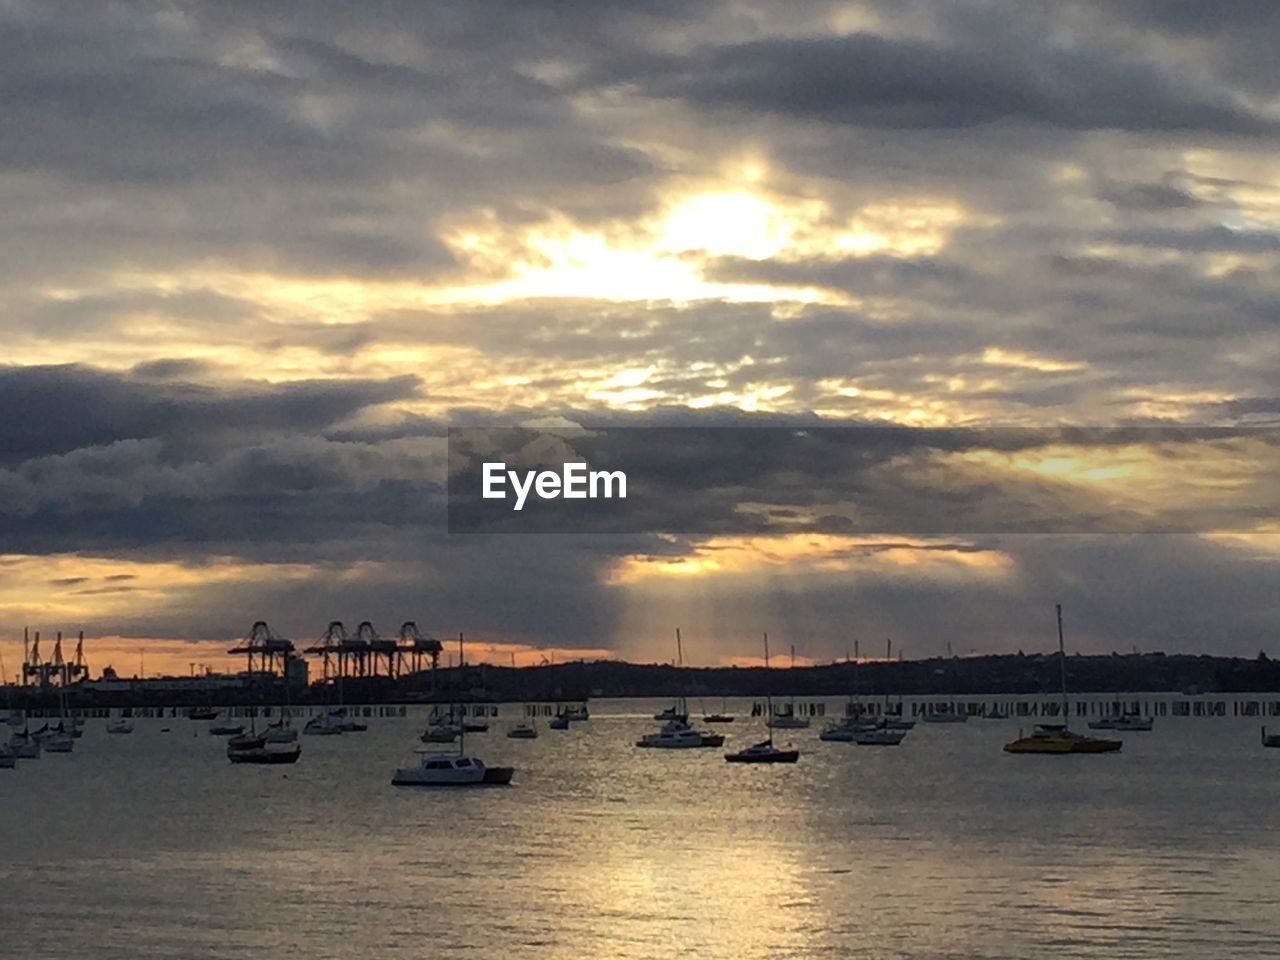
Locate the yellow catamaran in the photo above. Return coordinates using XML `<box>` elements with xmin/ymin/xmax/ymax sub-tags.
<box><xmin>1004</xmin><ymin>605</ymin><xmax>1122</xmax><ymax>755</ymax></box>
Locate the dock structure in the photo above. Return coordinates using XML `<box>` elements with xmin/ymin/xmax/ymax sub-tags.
<box><xmin>21</xmin><ymin>629</ymin><xmax>89</xmax><ymax>687</ymax></box>
<box><xmin>227</xmin><ymin>621</ymin><xmax>295</xmax><ymax>676</ymax></box>
<box><xmin>356</xmin><ymin>620</ymin><xmax>398</xmax><ymax>677</ymax></box>
<box><xmin>395</xmin><ymin>621</ymin><xmax>443</xmax><ymax>682</ymax></box>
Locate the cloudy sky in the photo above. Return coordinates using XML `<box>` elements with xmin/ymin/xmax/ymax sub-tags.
<box><xmin>2</xmin><ymin>0</ymin><xmax>1279</xmax><ymax>675</ymax></box>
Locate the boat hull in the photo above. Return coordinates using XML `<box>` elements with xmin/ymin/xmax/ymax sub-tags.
<box><xmin>228</xmin><ymin>745</ymin><xmax>302</xmax><ymax>764</ymax></box>
<box><xmin>1004</xmin><ymin>737</ymin><xmax>1121</xmax><ymax>754</ymax></box>
<box><xmin>391</xmin><ymin>766</ymin><xmax>513</xmax><ymax>786</ymax></box>
<box><xmin>725</xmin><ymin>749</ymin><xmax>799</xmax><ymax>764</ymax></box>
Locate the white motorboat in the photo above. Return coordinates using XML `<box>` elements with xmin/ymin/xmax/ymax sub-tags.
<box><xmin>392</xmin><ymin>752</ymin><xmax>513</xmax><ymax>786</ymax></box>
<box><xmin>507</xmin><ymin>722</ymin><xmax>538</xmax><ymax>739</ymax></box>
<box><xmin>394</xmin><ymin>632</ymin><xmax>514</xmax><ymax>787</ymax></box>
<box><xmin>106</xmin><ymin>717</ymin><xmax>134</xmax><ymax>734</ymax></box>
<box><xmin>636</xmin><ymin>719</ymin><xmax>704</xmax><ymax>748</ymax></box>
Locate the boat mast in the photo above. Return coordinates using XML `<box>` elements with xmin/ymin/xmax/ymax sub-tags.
<box><xmin>457</xmin><ymin>631</ymin><xmax>465</xmax><ymax>756</ymax></box>
<box><xmin>1056</xmin><ymin>604</ymin><xmax>1069</xmax><ymax>727</ymax></box>
<box><xmin>675</xmin><ymin>628</ymin><xmax>686</xmax><ymax>718</ymax></box>
<box><xmin>764</xmin><ymin>632</ymin><xmax>773</xmax><ymax>747</ymax></box>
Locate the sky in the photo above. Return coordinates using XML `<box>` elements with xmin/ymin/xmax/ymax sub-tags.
<box><xmin>2</xmin><ymin>0</ymin><xmax>1279</xmax><ymax>676</ymax></box>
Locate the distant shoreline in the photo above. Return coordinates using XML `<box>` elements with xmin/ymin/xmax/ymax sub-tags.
<box><xmin>5</xmin><ymin>650</ymin><xmax>1280</xmax><ymax>709</ymax></box>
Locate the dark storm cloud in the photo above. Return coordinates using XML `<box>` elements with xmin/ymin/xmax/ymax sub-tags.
<box><xmin>610</xmin><ymin>33</ymin><xmax>1274</xmax><ymax>134</ymax></box>
<box><xmin>0</xmin><ymin>364</ymin><xmax>420</xmax><ymax>462</ymax></box>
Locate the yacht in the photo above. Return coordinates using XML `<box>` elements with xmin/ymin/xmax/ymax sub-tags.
<box><xmin>303</xmin><ymin>712</ymin><xmax>345</xmax><ymax>736</ymax></box>
<box><xmin>394</xmin><ymin>632</ymin><xmax>513</xmax><ymax>787</ymax></box>
<box><xmin>725</xmin><ymin>633</ymin><xmax>800</xmax><ymax>764</ymax></box>
<box><xmin>1005</xmin><ymin>723</ymin><xmax>1121</xmax><ymax>754</ymax></box>
<box><xmin>8</xmin><ymin>729</ymin><xmax>40</xmax><ymax>759</ymax></box>
<box><xmin>1004</xmin><ymin>606</ymin><xmax>1122</xmax><ymax>756</ymax></box>
<box><xmin>725</xmin><ymin>739</ymin><xmax>799</xmax><ymax>763</ymax></box>
<box><xmin>392</xmin><ymin>752</ymin><xmax>513</xmax><ymax>786</ymax></box>
<box><xmin>227</xmin><ymin>735</ymin><xmax>301</xmax><ymax>764</ymax></box>
<box><xmin>636</xmin><ymin>719</ymin><xmax>705</xmax><ymax>749</ymax></box>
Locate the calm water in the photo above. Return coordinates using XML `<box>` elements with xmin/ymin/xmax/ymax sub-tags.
<box><xmin>3</xmin><ymin>698</ymin><xmax>1279</xmax><ymax>959</ymax></box>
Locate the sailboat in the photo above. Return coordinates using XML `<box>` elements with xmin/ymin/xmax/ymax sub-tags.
<box><xmin>8</xmin><ymin>725</ymin><xmax>40</xmax><ymax>759</ymax></box>
<box><xmin>726</xmin><ymin>634</ymin><xmax>799</xmax><ymax>764</ymax></box>
<box><xmin>227</xmin><ymin>709</ymin><xmax>302</xmax><ymax>764</ymax></box>
<box><xmin>702</xmin><ymin>698</ymin><xmax>735</xmax><ymax>724</ymax></box>
<box><xmin>393</xmin><ymin>633</ymin><xmax>514</xmax><ymax>786</ymax></box>
<box><xmin>1004</xmin><ymin>605</ymin><xmax>1122</xmax><ymax>755</ymax></box>
<box><xmin>636</xmin><ymin>629</ymin><xmax>724</xmax><ymax>748</ymax></box>
<box><xmin>227</xmin><ymin>661</ymin><xmax>301</xmax><ymax>764</ymax></box>
<box><xmin>765</xmin><ymin>644</ymin><xmax>810</xmax><ymax>729</ymax></box>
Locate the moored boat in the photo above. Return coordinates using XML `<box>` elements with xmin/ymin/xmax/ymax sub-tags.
<box><xmin>726</xmin><ymin>739</ymin><xmax>800</xmax><ymax>763</ymax></box>
<box><xmin>392</xmin><ymin>752</ymin><xmax>513</xmax><ymax>786</ymax></box>
<box><xmin>8</xmin><ymin>729</ymin><xmax>40</xmax><ymax>759</ymax></box>
<box><xmin>1004</xmin><ymin>723</ymin><xmax>1121</xmax><ymax>754</ymax></box>
<box><xmin>1004</xmin><ymin>606</ymin><xmax>1122</xmax><ymax>756</ymax></box>
<box><xmin>507</xmin><ymin>721</ymin><xmax>538</xmax><ymax>739</ymax></box>
<box><xmin>725</xmin><ymin>633</ymin><xmax>800</xmax><ymax>765</ymax></box>
<box><xmin>227</xmin><ymin>736</ymin><xmax>302</xmax><ymax>764</ymax></box>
